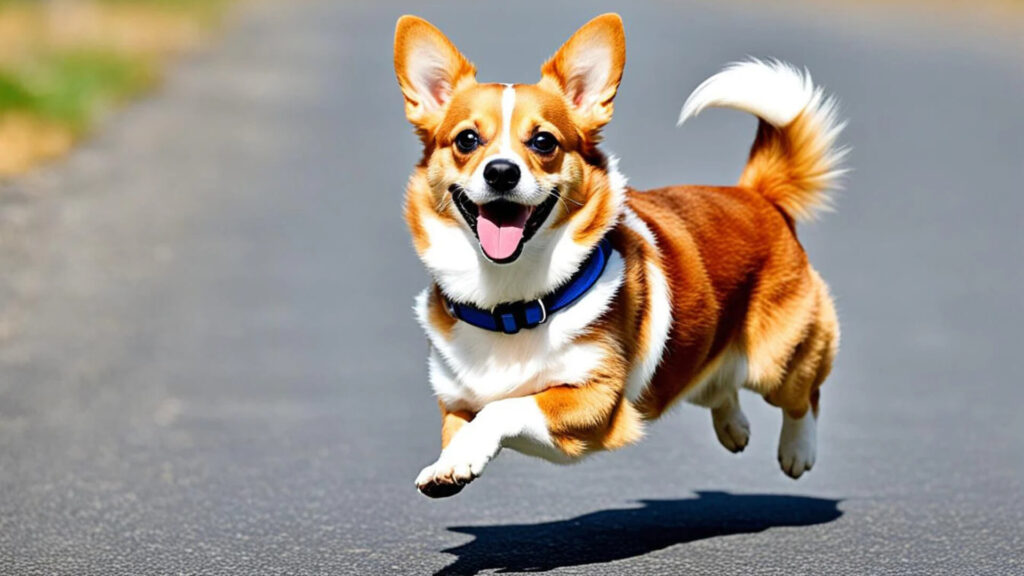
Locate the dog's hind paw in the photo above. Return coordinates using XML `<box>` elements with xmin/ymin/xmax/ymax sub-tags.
<box><xmin>778</xmin><ymin>411</ymin><xmax>817</xmax><ymax>479</ymax></box>
<box><xmin>712</xmin><ymin>402</ymin><xmax>751</xmax><ymax>453</ymax></box>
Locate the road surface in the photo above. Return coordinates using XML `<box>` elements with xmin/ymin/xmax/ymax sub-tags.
<box><xmin>1</xmin><ymin>1</ymin><xmax>1022</xmax><ymax>574</ymax></box>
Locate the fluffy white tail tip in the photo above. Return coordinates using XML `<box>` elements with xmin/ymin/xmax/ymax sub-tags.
<box><xmin>678</xmin><ymin>59</ymin><xmax>818</xmax><ymax>128</ymax></box>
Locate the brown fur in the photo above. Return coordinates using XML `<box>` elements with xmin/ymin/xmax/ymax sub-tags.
<box><xmin>627</xmin><ymin>185</ymin><xmax>836</xmax><ymax>420</ymax></box>
<box><xmin>439</xmin><ymin>401</ymin><xmax>474</xmax><ymax>449</ymax></box>
<box><xmin>526</xmin><ymin>182</ymin><xmax>838</xmax><ymax>449</ymax></box>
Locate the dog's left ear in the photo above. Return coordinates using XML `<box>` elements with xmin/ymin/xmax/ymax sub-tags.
<box><xmin>541</xmin><ymin>14</ymin><xmax>625</xmax><ymax>134</ymax></box>
<box><xmin>394</xmin><ymin>15</ymin><xmax>477</xmax><ymax>133</ymax></box>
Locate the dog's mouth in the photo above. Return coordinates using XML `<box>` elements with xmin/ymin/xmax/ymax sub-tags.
<box><xmin>450</xmin><ymin>185</ymin><xmax>560</xmax><ymax>264</ymax></box>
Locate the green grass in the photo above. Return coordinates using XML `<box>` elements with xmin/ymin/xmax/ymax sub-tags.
<box><xmin>0</xmin><ymin>0</ymin><xmax>233</xmax><ymax>172</ymax></box>
<box><xmin>0</xmin><ymin>50</ymin><xmax>155</xmax><ymax>133</ymax></box>
<box><xmin>0</xmin><ymin>0</ymin><xmax>232</xmax><ymax>25</ymax></box>
<box><xmin>0</xmin><ymin>0</ymin><xmax>231</xmax><ymax>134</ymax></box>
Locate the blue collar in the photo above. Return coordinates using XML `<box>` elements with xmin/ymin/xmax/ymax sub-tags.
<box><xmin>443</xmin><ymin>237</ymin><xmax>613</xmax><ymax>335</ymax></box>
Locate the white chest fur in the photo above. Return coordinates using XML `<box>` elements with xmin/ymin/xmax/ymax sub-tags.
<box><xmin>415</xmin><ymin>251</ymin><xmax>625</xmax><ymax>412</ymax></box>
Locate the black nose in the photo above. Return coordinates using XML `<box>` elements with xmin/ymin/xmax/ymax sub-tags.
<box><xmin>483</xmin><ymin>159</ymin><xmax>521</xmax><ymax>193</ymax></box>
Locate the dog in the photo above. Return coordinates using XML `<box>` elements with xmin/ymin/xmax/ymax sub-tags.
<box><xmin>393</xmin><ymin>13</ymin><xmax>844</xmax><ymax>498</ymax></box>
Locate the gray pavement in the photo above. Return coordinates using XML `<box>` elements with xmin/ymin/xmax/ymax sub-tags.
<box><xmin>1</xmin><ymin>1</ymin><xmax>1022</xmax><ymax>574</ymax></box>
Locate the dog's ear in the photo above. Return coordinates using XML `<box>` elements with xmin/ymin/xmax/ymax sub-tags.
<box><xmin>541</xmin><ymin>13</ymin><xmax>625</xmax><ymax>135</ymax></box>
<box><xmin>394</xmin><ymin>16</ymin><xmax>476</xmax><ymax>133</ymax></box>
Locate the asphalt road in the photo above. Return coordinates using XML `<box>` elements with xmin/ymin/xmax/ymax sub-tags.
<box><xmin>1</xmin><ymin>1</ymin><xmax>1022</xmax><ymax>574</ymax></box>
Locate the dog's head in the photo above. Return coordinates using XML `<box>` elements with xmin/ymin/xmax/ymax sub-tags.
<box><xmin>395</xmin><ymin>14</ymin><xmax>626</xmax><ymax>306</ymax></box>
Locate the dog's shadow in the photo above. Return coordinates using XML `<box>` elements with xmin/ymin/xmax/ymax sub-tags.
<box><xmin>436</xmin><ymin>490</ymin><xmax>842</xmax><ymax>575</ymax></box>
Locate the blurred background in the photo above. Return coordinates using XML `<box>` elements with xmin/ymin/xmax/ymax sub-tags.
<box><xmin>0</xmin><ymin>0</ymin><xmax>229</xmax><ymax>175</ymax></box>
<box><xmin>0</xmin><ymin>1</ymin><xmax>1021</xmax><ymax>574</ymax></box>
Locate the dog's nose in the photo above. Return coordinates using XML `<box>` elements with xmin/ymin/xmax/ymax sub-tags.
<box><xmin>483</xmin><ymin>159</ymin><xmax>521</xmax><ymax>193</ymax></box>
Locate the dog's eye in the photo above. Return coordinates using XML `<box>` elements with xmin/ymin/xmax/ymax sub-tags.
<box><xmin>454</xmin><ymin>130</ymin><xmax>480</xmax><ymax>153</ymax></box>
<box><xmin>528</xmin><ymin>132</ymin><xmax>558</xmax><ymax>155</ymax></box>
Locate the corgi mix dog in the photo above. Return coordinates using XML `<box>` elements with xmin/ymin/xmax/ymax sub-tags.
<box><xmin>394</xmin><ymin>13</ymin><xmax>844</xmax><ymax>498</ymax></box>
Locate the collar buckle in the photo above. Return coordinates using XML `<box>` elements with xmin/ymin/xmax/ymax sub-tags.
<box><xmin>491</xmin><ymin>302</ymin><xmax>522</xmax><ymax>335</ymax></box>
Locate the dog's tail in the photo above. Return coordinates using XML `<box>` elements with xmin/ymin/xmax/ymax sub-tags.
<box><xmin>678</xmin><ymin>59</ymin><xmax>848</xmax><ymax>222</ymax></box>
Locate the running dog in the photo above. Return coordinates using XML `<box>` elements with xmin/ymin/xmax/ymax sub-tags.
<box><xmin>393</xmin><ymin>13</ymin><xmax>845</xmax><ymax>498</ymax></box>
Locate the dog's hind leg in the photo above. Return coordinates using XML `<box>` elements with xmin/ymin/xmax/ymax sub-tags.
<box><xmin>687</xmin><ymin>350</ymin><xmax>750</xmax><ymax>453</ymax></box>
<box><xmin>711</xmin><ymin>389</ymin><xmax>751</xmax><ymax>453</ymax></box>
<box><xmin>763</xmin><ymin>273</ymin><xmax>839</xmax><ymax>479</ymax></box>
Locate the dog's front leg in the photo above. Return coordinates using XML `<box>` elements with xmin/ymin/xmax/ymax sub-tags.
<box><xmin>416</xmin><ymin>368</ymin><xmax>639</xmax><ymax>498</ymax></box>
<box><xmin>415</xmin><ymin>396</ymin><xmax>555</xmax><ymax>498</ymax></box>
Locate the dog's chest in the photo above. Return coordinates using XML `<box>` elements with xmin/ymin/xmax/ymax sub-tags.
<box><xmin>431</xmin><ymin>325</ymin><xmax>608</xmax><ymax>410</ymax></box>
<box><xmin>414</xmin><ymin>252</ymin><xmax>625</xmax><ymax>412</ymax></box>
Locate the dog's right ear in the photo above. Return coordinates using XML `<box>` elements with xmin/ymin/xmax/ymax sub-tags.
<box><xmin>394</xmin><ymin>16</ymin><xmax>476</xmax><ymax>133</ymax></box>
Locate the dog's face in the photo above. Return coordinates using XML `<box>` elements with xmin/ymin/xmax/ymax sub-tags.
<box><xmin>395</xmin><ymin>14</ymin><xmax>625</xmax><ymax>302</ymax></box>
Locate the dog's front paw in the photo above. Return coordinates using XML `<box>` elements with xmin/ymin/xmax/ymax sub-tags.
<box><xmin>415</xmin><ymin>457</ymin><xmax>487</xmax><ymax>498</ymax></box>
<box><xmin>415</xmin><ymin>461</ymin><xmax>471</xmax><ymax>498</ymax></box>
<box><xmin>414</xmin><ymin>436</ymin><xmax>498</xmax><ymax>498</ymax></box>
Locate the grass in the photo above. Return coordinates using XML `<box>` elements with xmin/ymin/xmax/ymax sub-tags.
<box><xmin>0</xmin><ymin>0</ymin><xmax>231</xmax><ymax>176</ymax></box>
<box><xmin>0</xmin><ymin>51</ymin><xmax>155</xmax><ymax>132</ymax></box>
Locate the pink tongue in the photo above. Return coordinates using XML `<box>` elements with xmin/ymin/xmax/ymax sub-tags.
<box><xmin>477</xmin><ymin>204</ymin><xmax>530</xmax><ymax>260</ymax></box>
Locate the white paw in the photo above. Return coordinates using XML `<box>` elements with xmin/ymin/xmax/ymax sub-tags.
<box><xmin>712</xmin><ymin>402</ymin><xmax>750</xmax><ymax>453</ymax></box>
<box><xmin>414</xmin><ymin>434</ymin><xmax>499</xmax><ymax>498</ymax></box>
<box><xmin>778</xmin><ymin>411</ymin><xmax>817</xmax><ymax>479</ymax></box>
